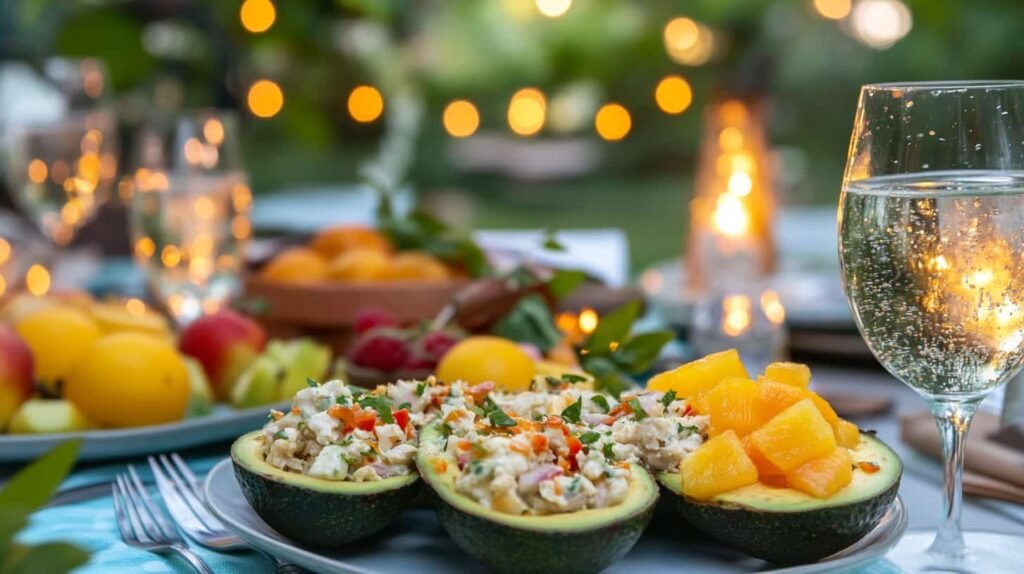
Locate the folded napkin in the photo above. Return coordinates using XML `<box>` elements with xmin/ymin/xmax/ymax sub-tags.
<box><xmin>901</xmin><ymin>411</ymin><xmax>1024</xmax><ymax>504</ymax></box>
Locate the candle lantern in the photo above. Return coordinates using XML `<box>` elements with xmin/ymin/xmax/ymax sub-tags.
<box><xmin>685</xmin><ymin>97</ymin><xmax>776</xmax><ymax>293</ymax></box>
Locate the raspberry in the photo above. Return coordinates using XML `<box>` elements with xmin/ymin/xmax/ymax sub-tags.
<box><xmin>348</xmin><ymin>328</ymin><xmax>410</xmax><ymax>371</ymax></box>
<box><xmin>421</xmin><ymin>330</ymin><xmax>461</xmax><ymax>362</ymax></box>
<box><xmin>354</xmin><ymin>308</ymin><xmax>399</xmax><ymax>335</ymax></box>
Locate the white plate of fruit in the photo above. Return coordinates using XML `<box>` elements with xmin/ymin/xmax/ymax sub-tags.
<box><xmin>0</xmin><ymin>293</ymin><xmax>331</xmax><ymax>462</ymax></box>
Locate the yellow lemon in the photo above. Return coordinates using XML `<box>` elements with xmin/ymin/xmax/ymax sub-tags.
<box><xmin>65</xmin><ymin>332</ymin><xmax>189</xmax><ymax>428</ymax></box>
<box><xmin>436</xmin><ymin>336</ymin><xmax>536</xmax><ymax>392</ymax></box>
<box><xmin>15</xmin><ymin>306</ymin><xmax>101</xmax><ymax>391</ymax></box>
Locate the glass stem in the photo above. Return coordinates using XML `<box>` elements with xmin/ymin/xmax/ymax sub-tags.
<box><xmin>927</xmin><ymin>397</ymin><xmax>980</xmax><ymax>560</ymax></box>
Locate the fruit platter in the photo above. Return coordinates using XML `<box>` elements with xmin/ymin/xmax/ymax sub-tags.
<box><xmin>0</xmin><ymin>292</ymin><xmax>332</xmax><ymax>462</ymax></box>
<box><xmin>203</xmin><ymin>349</ymin><xmax>906</xmax><ymax>573</ymax></box>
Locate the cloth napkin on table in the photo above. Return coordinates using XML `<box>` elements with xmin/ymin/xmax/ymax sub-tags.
<box><xmin>901</xmin><ymin>411</ymin><xmax>1024</xmax><ymax>504</ymax></box>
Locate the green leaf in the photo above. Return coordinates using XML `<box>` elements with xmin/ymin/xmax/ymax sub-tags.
<box><xmin>578</xmin><ymin>431</ymin><xmax>601</xmax><ymax>445</ymax></box>
<box><xmin>486</xmin><ymin>406</ymin><xmax>517</xmax><ymax>428</ymax></box>
<box><xmin>589</xmin><ymin>394</ymin><xmax>611</xmax><ymax>413</ymax></box>
<box><xmin>627</xmin><ymin>398</ymin><xmax>648</xmax><ymax>421</ymax></box>
<box><xmin>561</xmin><ymin>373</ymin><xmax>588</xmax><ymax>384</ymax></box>
<box><xmin>586</xmin><ymin>301</ymin><xmax>641</xmax><ymax>355</ymax></box>
<box><xmin>613</xmin><ymin>331</ymin><xmax>674</xmax><ymax>374</ymax></box>
<box><xmin>3</xmin><ymin>541</ymin><xmax>90</xmax><ymax>574</ymax></box>
<box><xmin>582</xmin><ymin>356</ymin><xmax>637</xmax><ymax>398</ymax></box>
<box><xmin>546</xmin><ymin>269</ymin><xmax>587</xmax><ymax>301</ymax></box>
<box><xmin>561</xmin><ymin>397</ymin><xmax>583</xmax><ymax>424</ymax></box>
<box><xmin>306</xmin><ymin>377</ymin><xmax>320</xmax><ymax>388</ymax></box>
<box><xmin>0</xmin><ymin>440</ymin><xmax>81</xmax><ymax>513</ymax></box>
<box><xmin>602</xmin><ymin>442</ymin><xmax>616</xmax><ymax>462</ymax></box>
<box><xmin>357</xmin><ymin>395</ymin><xmax>394</xmax><ymax>423</ymax></box>
<box><xmin>491</xmin><ymin>294</ymin><xmax>562</xmax><ymax>352</ymax></box>
<box><xmin>660</xmin><ymin>390</ymin><xmax>677</xmax><ymax>408</ymax></box>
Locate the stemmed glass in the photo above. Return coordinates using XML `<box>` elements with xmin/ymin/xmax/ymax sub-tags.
<box><xmin>128</xmin><ymin>111</ymin><xmax>251</xmax><ymax>325</ymax></box>
<box><xmin>839</xmin><ymin>81</ymin><xmax>1024</xmax><ymax>571</ymax></box>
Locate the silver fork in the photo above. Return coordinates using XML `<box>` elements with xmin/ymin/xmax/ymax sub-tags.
<box><xmin>148</xmin><ymin>453</ymin><xmax>305</xmax><ymax>573</ymax></box>
<box><xmin>112</xmin><ymin>469</ymin><xmax>213</xmax><ymax>574</ymax></box>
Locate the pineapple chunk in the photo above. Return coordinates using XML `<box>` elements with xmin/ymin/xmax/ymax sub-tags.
<box><xmin>809</xmin><ymin>392</ymin><xmax>841</xmax><ymax>429</ymax></box>
<box><xmin>786</xmin><ymin>447</ymin><xmax>853</xmax><ymax>498</ymax></box>
<box><xmin>835</xmin><ymin>418</ymin><xmax>861</xmax><ymax>448</ymax></box>
<box><xmin>705</xmin><ymin>378</ymin><xmax>764</xmax><ymax>437</ymax></box>
<box><xmin>757</xmin><ymin>379</ymin><xmax>809</xmax><ymax>421</ymax></box>
<box><xmin>742</xmin><ymin>435</ymin><xmax>784</xmax><ymax>477</ymax></box>
<box><xmin>750</xmin><ymin>399</ymin><xmax>837</xmax><ymax>472</ymax></box>
<box><xmin>681</xmin><ymin>430</ymin><xmax>759</xmax><ymax>500</ymax></box>
<box><xmin>763</xmin><ymin>362</ymin><xmax>812</xmax><ymax>388</ymax></box>
<box><xmin>648</xmin><ymin>349</ymin><xmax>749</xmax><ymax>397</ymax></box>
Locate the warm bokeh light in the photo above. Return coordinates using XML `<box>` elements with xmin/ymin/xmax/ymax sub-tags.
<box><xmin>0</xmin><ymin>238</ymin><xmax>10</xmax><ymax>265</ymax></box>
<box><xmin>126</xmin><ymin>298</ymin><xmax>147</xmax><ymax>317</ymax></box>
<box><xmin>594</xmin><ymin>103</ymin><xmax>631</xmax><ymax>141</ymax></box>
<box><xmin>813</xmin><ymin>0</ymin><xmax>852</xmax><ymax>20</ymax></box>
<box><xmin>232</xmin><ymin>183</ymin><xmax>253</xmax><ymax>212</ymax></box>
<box><xmin>204</xmin><ymin>118</ymin><xmax>225</xmax><ymax>145</ymax></box>
<box><xmin>850</xmin><ymin>0</ymin><xmax>912</xmax><ymax>49</ymax></box>
<box><xmin>535</xmin><ymin>0</ymin><xmax>572</xmax><ymax>18</ymax></box>
<box><xmin>578</xmin><ymin>308</ymin><xmax>599</xmax><ymax>335</ymax></box>
<box><xmin>713</xmin><ymin>194</ymin><xmax>752</xmax><ymax>237</ymax></box>
<box><xmin>135</xmin><ymin>237</ymin><xmax>156</xmax><ymax>259</ymax></box>
<box><xmin>719</xmin><ymin>127</ymin><xmax>744</xmax><ymax>151</ymax></box>
<box><xmin>728</xmin><ymin>172</ymin><xmax>753</xmax><ymax>197</ymax></box>
<box><xmin>26</xmin><ymin>265</ymin><xmax>51</xmax><ymax>297</ymax></box>
<box><xmin>664</xmin><ymin>17</ymin><xmax>714</xmax><ymax>65</ymax></box>
<box><xmin>761</xmin><ymin>290</ymin><xmax>786</xmax><ymax>325</ymax></box>
<box><xmin>0</xmin><ymin>275</ymin><xmax>6</xmax><ymax>298</ymax></box>
<box><xmin>27</xmin><ymin>159</ymin><xmax>48</xmax><ymax>184</ymax></box>
<box><xmin>348</xmin><ymin>85</ymin><xmax>384</xmax><ymax>123</ymax></box>
<box><xmin>183</xmin><ymin>137</ymin><xmax>203</xmax><ymax>165</ymax></box>
<box><xmin>232</xmin><ymin>215</ymin><xmax>252</xmax><ymax>240</ymax></box>
<box><xmin>194</xmin><ymin>197</ymin><xmax>215</xmax><ymax>219</ymax></box>
<box><xmin>161</xmin><ymin>245</ymin><xmax>182</xmax><ymax>268</ymax></box>
<box><xmin>655</xmin><ymin>75</ymin><xmax>693</xmax><ymax>114</ymax></box>
<box><xmin>247</xmin><ymin>79</ymin><xmax>284</xmax><ymax>118</ymax></box>
<box><xmin>240</xmin><ymin>0</ymin><xmax>276</xmax><ymax>33</ymax></box>
<box><xmin>508</xmin><ymin>88</ymin><xmax>547</xmax><ymax>136</ymax></box>
<box><xmin>722</xmin><ymin>295</ymin><xmax>753</xmax><ymax>336</ymax></box>
<box><xmin>443</xmin><ymin>100</ymin><xmax>481</xmax><ymax>138</ymax></box>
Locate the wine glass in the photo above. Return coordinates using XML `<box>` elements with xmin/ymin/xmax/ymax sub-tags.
<box><xmin>839</xmin><ymin>81</ymin><xmax>1024</xmax><ymax>571</ymax></box>
<box><xmin>128</xmin><ymin>111</ymin><xmax>251</xmax><ymax>325</ymax></box>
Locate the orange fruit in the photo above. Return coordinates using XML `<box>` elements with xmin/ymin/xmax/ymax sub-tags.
<box><xmin>383</xmin><ymin>252</ymin><xmax>451</xmax><ymax>282</ymax></box>
<box><xmin>326</xmin><ymin>249</ymin><xmax>391</xmax><ymax>282</ymax></box>
<box><xmin>310</xmin><ymin>225</ymin><xmax>391</xmax><ymax>259</ymax></box>
<box><xmin>15</xmin><ymin>306</ymin><xmax>101</xmax><ymax>392</ymax></box>
<box><xmin>436</xmin><ymin>336</ymin><xmax>536</xmax><ymax>391</ymax></box>
<box><xmin>262</xmin><ymin>248</ymin><xmax>328</xmax><ymax>283</ymax></box>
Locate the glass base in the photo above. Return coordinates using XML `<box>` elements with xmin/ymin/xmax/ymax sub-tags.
<box><xmin>884</xmin><ymin>530</ymin><xmax>1023</xmax><ymax>573</ymax></box>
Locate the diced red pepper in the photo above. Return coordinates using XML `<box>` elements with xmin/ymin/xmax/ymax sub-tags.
<box><xmin>393</xmin><ymin>409</ymin><xmax>410</xmax><ymax>429</ymax></box>
<box><xmin>858</xmin><ymin>461</ymin><xmax>881</xmax><ymax>474</ymax></box>
<box><xmin>566</xmin><ymin>435</ymin><xmax>582</xmax><ymax>471</ymax></box>
<box><xmin>356</xmin><ymin>409</ymin><xmax>377</xmax><ymax>432</ymax></box>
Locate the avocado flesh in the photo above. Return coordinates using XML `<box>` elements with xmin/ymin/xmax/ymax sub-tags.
<box><xmin>657</xmin><ymin>433</ymin><xmax>902</xmax><ymax>564</ymax></box>
<box><xmin>416</xmin><ymin>423</ymin><xmax>657</xmax><ymax>574</ymax></box>
<box><xmin>231</xmin><ymin>431</ymin><xmax>420</xmax><ymax>547</ymax></box>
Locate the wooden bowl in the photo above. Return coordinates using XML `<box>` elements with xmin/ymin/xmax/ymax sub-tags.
<box><xmin>242</xmin><ymin>275</ymin><xmax>469</xmax><ymax>355</ymax></box>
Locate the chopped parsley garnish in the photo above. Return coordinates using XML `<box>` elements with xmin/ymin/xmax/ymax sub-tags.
<box><xmin>341</xmin><ymin>454</ymin><xmax>358</xmax><ymax>466</ymax></box>
<box><xmin>589</xmin><ymin>394</ymin><xmax>611</xmax><ymax>413</ymax></box>
<box><xmin>273</xmin><ymin>431</ymin><xmax>287</xmax><ymax>440</ymax></box>
<box><xmin>482</xmin><ymin>398</ymin><xmax>517</xmax><ymax>428</ymax></box>
<box><xmin>532</xmin><ymin>412</ymin><xmax>547</xmax><ymax>422</ymax></box>
<box><xmin>398</xmin><ymin>402</ymin><xmax>411</xmax><ymax>411</ymax></box>
<box><xmin>306</xmin><ymin>377</ymin><xmax>320</xmax><ymax>388</ymax></box>
<box><xmin>677</xmin><ymin>423</ymin><xmax>698</xmax><ymax>435</ymax></box>
<box><xmin>578</xmin><ymin>431</ymin><xmax>601</xmax><ymax>445</ymax></box>
<box><xmin>335</xmin><ymin>394</ymin><xmax>351</xmax><ymax>406</ymax></box>
<box><xmin>335</xmin><ymin>436</ymin><xmax>354</xmax><ymax>446</ymax></box>
<box><xmin>358</xmin><ymin>395</ymin><xmax>394</xmax><ymax>423</ymax></box>
<box><xmin>561</xmin><ymin>397</ymin><xmax>583</xmax><ymax>424</ymax></box>
<box><xmin>628</xmin><ymin>398</ymin><xmax>648</xmax><ymax>421</ymax></box>
<box><xmin>660</xmin><ymin>390</ymin><xmax>677</xmax><ymax>408</ymax></box>
<box><xmin>470</xmin><ymin>460</ymin><xmax>486</xmax><ymax>475</ymax></box>
<box><xmin>602</xmin><ymin>442</ymin><xmax>616</xmax><ymax>462</ymax></box>
<box><xmin>297</xmin><ymin>421</ymin><xmax>307</xmax><ymax>430</ymax></box>
<box><xmin>562</xmin><ymin>373</ymin><xmax>588</xmax><ymax>383</ymax></box>
<box><xmin>415</xmin><ymin>382</ymin><xmax>426</xmax><ymax>396</ymax></box>
<box><xmin>545</xmin><ymin>376</ymin><xmax>562</xmax><ymax>388</ymax></box>
<box><xmin>568</xmin><ymin>476</ymin><xmax>581</xmax><ymax>494</ymax></box>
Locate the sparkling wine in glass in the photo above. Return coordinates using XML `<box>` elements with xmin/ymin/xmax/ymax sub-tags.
<box><xmin>129</xmin><ymin>111</ymin><xmax>251</xmax><ymax>325</ymax></box>
<box><xmin>839</xmin><ymin>81</ymin><xmax>1024</xmax><ymax>571</ymax></box>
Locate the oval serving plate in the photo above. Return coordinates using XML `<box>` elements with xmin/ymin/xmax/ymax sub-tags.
<box><xmin>204</xmin><ymin>458</ymin><xmax>907</xmax><ymax>574</ymax></box>
<box><xmin>0</xmin><ymin>402</ymin><xmax>286</xmax><ymax>463</ymax></box>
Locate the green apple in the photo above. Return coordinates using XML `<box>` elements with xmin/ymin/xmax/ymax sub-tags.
<box><xmin>184</xmin><ymin>357</ymin><xmax>215</xmax><ymax>417</ymax></box>
<box><xmin>230</xmin><ymin>355</ymin><xmax>283</xmax><ymax>408</ymax></box>
<box><xmin>230</xmin><ymin>338</ymin><xmax>332</xmax><ymax>408</ymax></box>
<box><xmin>9</xmin><ymin>399</ymin><xmax>95</xmax><ymax>434</ymax></box>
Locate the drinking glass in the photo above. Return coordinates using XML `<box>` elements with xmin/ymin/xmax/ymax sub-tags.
<box><xmin>839</xmin><ymin>81</ymin><xmax>1024</xmax><ymax>571</ymax></box>
<box><xmin>129</xmin><ymin>111</ymin><xmax>251</xmax><ymax>325</ymax></box>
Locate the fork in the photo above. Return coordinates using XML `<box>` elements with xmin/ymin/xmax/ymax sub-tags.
<box><xmin>148</xmin><ymin>453</ymin><xmax>305</xmax><ymax>574</ymax></box>
<box><xmin>112</xmin><ymin>469</ymin><xmax>213</xmax><ymax>574</ymax></box>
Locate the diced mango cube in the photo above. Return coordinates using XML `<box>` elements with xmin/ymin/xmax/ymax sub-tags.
<box><xmin>648</xmin><ymin>349</ymin><xmax>749</xmax><ymax>398</ymax></box>
<box><xmin>742</xmin><ymin>435</ymin><xmax>784</xmax><ymax>477</ymax></box>
<box><xmin>763</xmin><ymin>362</ymin><xmax>812</xmax><ymax>389</ymax></box>
<box><xmin>808</xmin><ymin>392</ymin><xmax>841</xmax><ymax>429</ymax></box>
<box><xmin>835</xmin><ymin>418</ymin><xmax>861</xmax><ymax>448</ymax></box>
<box><xmin>681</xmin><ymin>430</ymin><xmax>759</xmax><ymax>500</ymax></box>
<box><xmin>705</xmin><ymin>378</ymin><xmax>764</xmax><ymax>437</ymax></box>
<box><xmin>758</xmin><ymin>379</ymin><xmax>810</xmax><ymax>421</ymax></box>
<box><xmin>786</xmin><ymin>447</ymin><xmax>853</xmax><ymax>498</ymax></box>
<box><xmin>750</xmin><ymin>399</ymin><xmax>837</xmax><ymax>472</ymax></box>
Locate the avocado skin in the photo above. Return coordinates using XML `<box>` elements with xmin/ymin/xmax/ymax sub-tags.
<box><xmin>433</xmin><ymin>495</ymin><xmax>656</xmax><ymax>574</ymax></box>
<box><xmin>660</xmin><ymin>478</ymin><xmax>900</xmax><ymax>564</ymax></box>
<box><xmin>232</xmin><ymin>460</ymin><xmax>421</xmax><ymax>548</ymax></box>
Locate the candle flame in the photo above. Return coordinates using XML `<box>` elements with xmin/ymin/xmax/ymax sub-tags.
<box><xmin>722</xmin><ymin>295</ymin><xmax>752</xmax><ymax>336</ymax></box>
<box><xmin>578</xmin><ymin>308</ymin><xmax>599</xmax><ymax>335</ymax></box>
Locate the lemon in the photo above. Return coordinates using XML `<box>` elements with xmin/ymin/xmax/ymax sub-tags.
<box><xmin>436</xmin><ymin>336</ymin><xmax>536</xmax><ymax>392</ymax></box>
<box><xmin>15</xmin><ymin>306</ymin><xmax>101</xmax><ymax>391</ymax></box>
<box><xmin>65</xmin><ymin>332</ymin><xmax>190</xmax><ymax>428</ymax></box>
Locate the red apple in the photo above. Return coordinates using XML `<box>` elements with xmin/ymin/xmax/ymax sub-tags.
<box><xmin>0</xmin><ymin>324</ymin><xmax>35</xmax><ymax>430</ymax></box>
<box><xmin>179</xmin><ymin>310</ymin><xmax>267</xmax><ymax>400</ymax></box>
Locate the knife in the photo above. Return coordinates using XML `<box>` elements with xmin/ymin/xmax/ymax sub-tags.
<box><xmin>44</xmin><ymin>481</ymin><xmax>113</xmax><ymax>508</ymax></box>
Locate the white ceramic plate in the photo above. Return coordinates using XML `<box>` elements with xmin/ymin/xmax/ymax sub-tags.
<box><xmin>0</xmin><ymin>403</ymin><xmax>286</xmax><ymax>463</ymax></box>
<box><xmin>204</xmin><ymin>458</ymin><xmax>907</xmax><ymax>574</ymax></box>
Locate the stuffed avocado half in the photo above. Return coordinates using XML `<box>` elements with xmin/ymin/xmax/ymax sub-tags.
<box><xmin>416</xmin><ymin>422</ymin><xmax>659</xmax><ymax>574</ymax></box>
<box><xmin>231</xmin><ymin>431</ymin><xmax>420</xmax><ymax>547</ymax></box>
<box><xmin>656</xmin><ymin>433</ymin><xmax>902</xmax><ymax>564</ymax></box>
